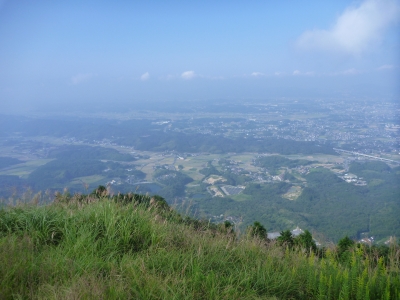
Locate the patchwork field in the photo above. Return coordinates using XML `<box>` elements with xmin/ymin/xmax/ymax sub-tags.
<box><xmin>204</xmin><ymin>175</ymin><xmax>227</xmax><ymax>185</ymax></box>
<box><xmin>282</xmin><ymin>185</ymin><xmax>302</xmax><ymax>200</ymax></box>
<box><xmin>70</xmin><ymin>175</ymin><xmax>106</xmax><ymax>185</ymax></box>
<box><xmin>0</xmin><ymin>159</ymin><xmax>54</xmax><ymax>178</ymax></box>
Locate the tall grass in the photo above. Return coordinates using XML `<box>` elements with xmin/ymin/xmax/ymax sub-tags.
<box><xmin>0</xmin><ymin>195</ymin><xmax>399</xmax><ymax>299</ymax></box>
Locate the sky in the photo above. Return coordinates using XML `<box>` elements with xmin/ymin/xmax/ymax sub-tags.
<box><xmin>0</xmin><ymin>0</ymin><xmax>399</xmax><ymax>113</ymax></box>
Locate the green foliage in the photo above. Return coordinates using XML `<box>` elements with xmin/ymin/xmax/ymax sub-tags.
<box><xmin>244</xmin><ymin>182</ymin><xmax>291</xmax><ymax>197</ymax></box>
<box><xmin>154</xmin><ymin>169</ymin><xmax>193</xmax><ymax>185</ymax></box>
<box><xmin>349</xmin><ymin>161</ymin><xmax>391</xmax><ymax>174</ymax></box>
<box><xmin>338</xmin><ymin>236</ymin><xmax>356</xmax><ymax>262</ymax></box>
<box><xmin>255</xmin><ymin>155</ymin><xmax>314</xmax><ymax>171</ymax></box>
<box><xmin>277</xmin><ymin>229</ymin><xmax>294</xmax><ymax>247</ymax></box>
<box><xmin>292</xmin><ymin>166</ymin><xmax>400</xmax><ymax>241</ymax></box>
<box><xmin>195</xmin><ymin>162</ymin><xmax>399</xmax><ymax>241</ymax></box>
<box><xmin>198</xmin><ymin>181</ymin><xmax>292</xmax><ymax>231</ymax></box>
<box><xmin>295</xmin><ymin>230</ymin><xmax>317</xmax><ymax>252</ymax></box>
<box><xmin>154</xmin><ymin>169</ymin><xmax>193</xmax><ymax>199</ymax></box>
<box><xmin>27</xmin><ymin>159</ymin><xmax>106</xmax><ymax>190</ymax></box>
<box><xmin>247</xmin><ymin>221</ymin><xmax>268</xmax><ymax>240</ymax></box>
<box><xmin>338</xmin><ymin>236</ymin><xmax>355</xmax><ymax>252</ymax></box>
<box><xmin>277</xmin><ymin>230</ymin><xmax>317</xmax><ymax>253</ymax></box>
<box><xmin>92</xmin><ymin>185</ymin><xmax>108</xmax><ymax>197</ymax></box>
<box><xmin>0</xmin><ymin>191</ymin><xmax>399</xmax><ymax>299</ymax></box>
<box><xmin>199</xmin><ymin>161</ymin><xmax>221</xmax><ymax>177</ymax></box>
<box><xmin>104</xmin><ymin>161</ymin><xmax>145</xmax><ymax>179</ymax></box>
<box><xmin>221</xmin><ymin>170</ymin><xmax>249</xmax><ymax>186</ymax></box>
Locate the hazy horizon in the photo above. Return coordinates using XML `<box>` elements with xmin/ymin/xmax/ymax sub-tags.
<box><xmin>1</xmin><ymin>0</ymin><xmax>399</xmax><ymax>114</ymax></box>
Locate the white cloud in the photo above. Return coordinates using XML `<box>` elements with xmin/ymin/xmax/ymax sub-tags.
<box><xmin>251</xmin><ymin>72</ymin><xmax>264</xmax><ymax>77</ymax></box>
<box><xmin>378</xmin><ymin>64</ymin><xmax>394</xmax><ymax>70</ymax></box>
<box><xmin>181</xmin><ymin>71</ymin><xmax>196</xmax><ymax>80</ymax></box>
<box><xmin>71</xmin><ymin>73</ymin><xmax>94</xmax><ymax>85</ymax></box>
<box><xmin>296</xmin><ymin>0</ymin><xmax>400</xmax><ymax>55</ymax></box>
<box><xmin>292</xmin><ymin>70</ymin><xmax>314</xmax><ymax>76</ymax></box>
<box><xmin>140</xmin><ymin>72</ymin><xmax>150</xmax><ymax>81</ymax></box>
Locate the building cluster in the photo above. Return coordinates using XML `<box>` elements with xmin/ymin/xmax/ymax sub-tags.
<box><xmin>338</xmin><ymin>173</ymin><xmax>367</xmax><ymax>186</ymax></box>
<box><xmin>166</xmin><ymin>101</ymin><xmax>399</xmax><ymax>157</ymax></box>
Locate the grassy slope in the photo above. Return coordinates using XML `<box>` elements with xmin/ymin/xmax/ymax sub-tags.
<box><xmin>0</xmin><ymin>194</ymin><xmax>399</xmax><ymax>299</ymax></box>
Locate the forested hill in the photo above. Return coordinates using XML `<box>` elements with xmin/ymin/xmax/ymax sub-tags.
<box><xmin>0</xmin><ymin>189</ymin><xmax>399</xmax><ymax>299</ymax></box>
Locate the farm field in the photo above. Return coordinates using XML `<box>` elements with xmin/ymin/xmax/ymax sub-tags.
<box><xmin>1</xmin><ymin>131</ymin><xmax>399</xmax><ymax>242</ymax></box>
<box><xmin>282</xmin><ymin>185</ymin><xmax>302</xmax><ymax>200</ymax></box>
<box><xmin>0</xmin><ymin>159</ymin><xmax>54</xmax><ymax>178</ymax></box>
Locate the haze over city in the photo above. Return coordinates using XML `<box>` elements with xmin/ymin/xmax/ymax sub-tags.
<box><xmin>1</xmin><ymin>3</ymin><xmax>400</xmax><ymax>296</ymax></box>
<box><xmin>0</xmin><ymin>0</ymin><xmax>399</xmax><ymax>113</ymax></box>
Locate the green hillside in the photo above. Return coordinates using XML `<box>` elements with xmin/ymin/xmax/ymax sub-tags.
<box><xmin>0</xmin><ymin>189</ymin><xmax>399</xmax><ymax>299</ymax></box>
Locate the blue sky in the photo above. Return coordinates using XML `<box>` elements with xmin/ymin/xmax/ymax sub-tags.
<box><xmin>0</xmin><ymin>0</ymin><xmax>399</xmax><ymax>113</ymax></box>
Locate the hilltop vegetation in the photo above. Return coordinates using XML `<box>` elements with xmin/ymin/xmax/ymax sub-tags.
<box><xmin>27</xmin><ymin>159</ymin><xmax>106</xmax><ymax>190</ymax></box>
<box><xmin>192</xmin><ymin>163</ymin><xmax>400</xmax><ymax>242</ymax></box>
<box><xmin>0</xmin><ymin>189</ymin><xmax>399</xmax><ymax>299</ymax></box>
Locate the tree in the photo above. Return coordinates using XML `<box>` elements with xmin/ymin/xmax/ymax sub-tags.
<box><xmin>93</xmin><ymin>185</ymin><xmax>108</xmax><ymax>197</ymax></box>
<box><xmin>150</xmin><ymin>195</ymin><xmax>169</xmax><ymax>209</ymax></box>
<box><xmin>337</xmin><ymin>236</ymin><xmax>355</xmax><ymax>262</ymax></box>
<box><xmin>248</xmin><ymin>221</ymin><xmax>268</xmax><ymax>240</ymax></box>
<box><xmin>277</xmin><ymin>230</ymin><xmax>294</xmax><ymax>248</ymax></box>
<box><xmin>295</xmin><ymin>230</ymin><xmax>317</xmax><ymax>252</ymax></box>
